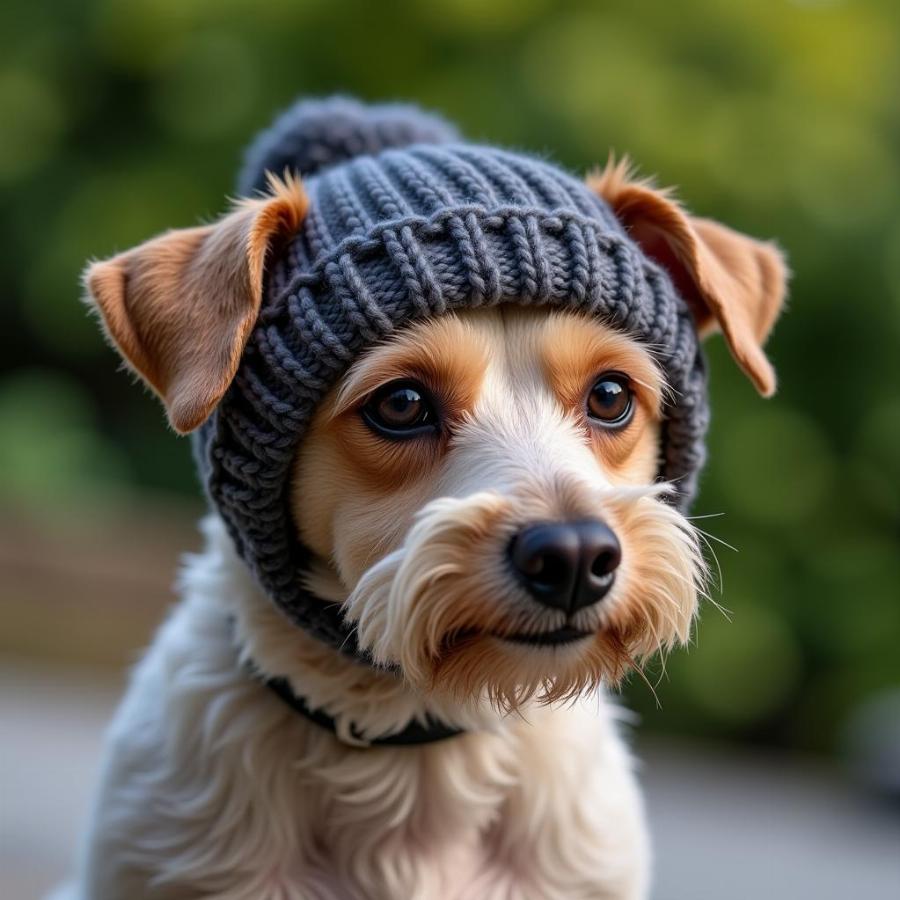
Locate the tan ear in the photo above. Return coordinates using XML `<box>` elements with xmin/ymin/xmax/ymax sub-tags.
<box><xmin>588</xmin><ymin>157</ymin><xmax>788</xmax><ymax>397</ymax></box>
<box><xmin>83</xmin><ymin>173</ymin><xmax>308</xmax><ymax>432</ymax></box>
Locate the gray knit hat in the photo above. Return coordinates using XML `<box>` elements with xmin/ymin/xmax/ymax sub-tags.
<box><xmin>194</xmin><ymin>97</ymin><xmax>708</xmax><ymax>663</ymax></box>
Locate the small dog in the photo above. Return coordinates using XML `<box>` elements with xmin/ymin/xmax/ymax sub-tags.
<box><xmin>63</xmin><ymin>99</ymin><xmax>786</xmax><ymax>899</ymax></box>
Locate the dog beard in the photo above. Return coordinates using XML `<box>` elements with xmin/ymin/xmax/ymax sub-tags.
<box><xmin>344</xmin><ymin>485</ymin><xmax>705</xmax><ymax>712</ymax></box>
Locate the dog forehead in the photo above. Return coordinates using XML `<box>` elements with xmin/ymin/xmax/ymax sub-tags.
<box><xmin>446</xmin><ymin>307</ymin><xmax>658</xmax><ymax>413</ymax></box>
<box><xmin>462</xmin><ymin>309</ymin><xmax>564</xmax><ymax>422</ymax></box>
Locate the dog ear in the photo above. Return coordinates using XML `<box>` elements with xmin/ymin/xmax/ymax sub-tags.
<box><xmin>589</xmin><ymin>158</ymin><xmax>788</xmax><ymax>397</ymax></box>
<box><xmin>83</xmin><ymin>173</ymin><xmax>308</xmax><ymax>433</ymax></box>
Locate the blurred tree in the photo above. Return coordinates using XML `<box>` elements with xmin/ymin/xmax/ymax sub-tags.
<box><xmin>1</xmin><ymin>0</ymin><xmax>897</xmax><ymax>753</ymax></box>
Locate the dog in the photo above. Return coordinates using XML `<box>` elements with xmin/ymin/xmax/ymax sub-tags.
<box><xmin>61</xmin><ymin>98</ymin><xmax>786</xmax><ymax>899</ymax></box>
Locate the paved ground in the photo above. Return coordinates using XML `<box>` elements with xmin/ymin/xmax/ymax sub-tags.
<box><xmin>640</xmin><ymin>741</ymin><xmax>900</xmax><ymax>899</ymax></box>
<box><xmin>2</xmin><ymin>657</ymin><xmax>899</xmax><ymax>899</ymax></box>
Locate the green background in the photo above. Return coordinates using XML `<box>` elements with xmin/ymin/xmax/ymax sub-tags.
<box><xmin>1</xmin><ymin>0</ymin><xmax>898</xmax><ymax>754</ymax></box>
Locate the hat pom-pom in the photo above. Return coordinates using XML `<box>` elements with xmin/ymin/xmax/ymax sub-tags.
<box><xmin>238</xmin><ymin>96</ymin><xmax>460</xmax><ymax>194</ymax></box>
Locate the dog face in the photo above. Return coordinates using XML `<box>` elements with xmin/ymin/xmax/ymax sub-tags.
<box><xmin>83</xmin><ymin>160</ymin><xmax>786</xmax><ymax>711</ymax></box>
<box><xmin>292</xmin><ymin>307</ymin><xmax>702</xmax><ymax>708</ymax></box>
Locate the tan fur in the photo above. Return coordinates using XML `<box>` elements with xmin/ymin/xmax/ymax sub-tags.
<box><xmin>589</xmin><ymin>155</ymin><xmax>787</xmax><ymax>396</ymax></box>
<box><xmin>540</xmin><ymin>313</ymin><xmax>664</xmax><ymax>476</ymax></box>
<box><xmin>294</xmin><ymin>317</ymin><xmax>491</xmax><ymax>564</ymax></box>
<box><xmin>82</xmin><ymin>173</ymin><xmax>308</xmax><ymax>432</ymax></box>
<box><xmin>333</xmin><ymin>315</ymin><xmax>491</xmax><ymax>419</ymax></box>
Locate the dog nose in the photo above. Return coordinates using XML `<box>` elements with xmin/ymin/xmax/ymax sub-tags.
<box><xmin>508</xmin><ymin>520</ymin><xmax>621</xmax><ymax>615</ymax></box>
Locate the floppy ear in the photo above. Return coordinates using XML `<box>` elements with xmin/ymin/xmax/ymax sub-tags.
<box><xmin>83</xmin><ymin>173</ymin><xmax>308</xmax><ymax>433</ymax></box>
<box><xmin>588</xmin><ymin>157</ymin><xmax>788</xmax><ymax>397</ymax></box>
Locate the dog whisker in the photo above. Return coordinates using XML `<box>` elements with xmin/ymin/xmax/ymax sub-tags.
<box><xmin>691</xmin><ymin>525</ymin><xmax>738</xmax><ymax>553</ymax></box>
<box><xmin>629</xmin><ymin>657</ymin><xmax>662</xmax><ymax>710</ymax></box>
<box><xmin>694</xmin><ymin>530</ymin><xmax>725</xmax><ymax>593</ymax></box>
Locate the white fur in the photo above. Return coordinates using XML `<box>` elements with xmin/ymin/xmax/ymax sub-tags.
<box><xmin>59</xmin><ymin>309</ymin><xmax>709</xmax><ymax>899</ymax></box>
<box><xmin>63</xmin><ymin>516</ymin><xmax>649</xmax><ymax>899</ymax></box>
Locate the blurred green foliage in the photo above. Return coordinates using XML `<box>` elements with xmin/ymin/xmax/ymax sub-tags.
<box><xmin>1</xmin><ymin>0</ymin><xmax>898</xmax><ymax>753</ymax></box>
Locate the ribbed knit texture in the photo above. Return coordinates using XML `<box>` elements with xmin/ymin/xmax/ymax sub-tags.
<box><xmin>194</xmin><ymin>97</ymin><xmax>709</xmax><ymax>663</ymax></box>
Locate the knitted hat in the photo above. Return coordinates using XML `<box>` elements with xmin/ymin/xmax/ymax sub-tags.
<box><xmin>193</xmin><ymin>97</ymin><xmax>709</xmax><ymax>663</ymax></box>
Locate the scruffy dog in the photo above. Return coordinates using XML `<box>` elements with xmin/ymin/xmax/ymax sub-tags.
<box><xmin>64</xmin><ymin>98</ymin><xmax>786</xmax><ymax>899</ymax></box>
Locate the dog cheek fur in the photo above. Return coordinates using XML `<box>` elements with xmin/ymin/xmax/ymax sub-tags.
<box><xmin>344</xmin><ymin>491</ymin><xmax>516</xmax><ymax>684</ymax></box>
<box><xmin>606</xmin><ymin>489</ymin><xmax>705</xmax><ymax>657</ymax></box>
<box><xmin>345</xmin><ymin>485</ymin><xmax>704</xmax><ymax>711</ymax></box>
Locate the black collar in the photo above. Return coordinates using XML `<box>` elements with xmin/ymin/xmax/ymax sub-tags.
<box><xmin>264</xmin><ymin>675</ymin><xmax>465</xmax><ymax>747</ymax></box>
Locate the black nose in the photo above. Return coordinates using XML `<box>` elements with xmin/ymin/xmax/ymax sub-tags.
<box><xmin>508</xmin><ymin>520</ymin><xmax>621</xmax><ymax>615</ymax></box>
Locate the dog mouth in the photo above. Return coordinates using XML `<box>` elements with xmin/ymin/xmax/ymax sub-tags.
<box><xmin>497</xmin><ymin>625</ymin><xmax>593</xmax><ymax>646</ymax></box>
<box><xmin>438</xmin><ymin>624</ymin><xmax>595</xmax><ymax>658</ymax></box>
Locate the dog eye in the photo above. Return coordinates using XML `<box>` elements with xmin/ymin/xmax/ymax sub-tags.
<box><xmin>587</xmin><ymin>373</ymin><xmax>633</xmax><ymax>426</ymax></box>
<box><xmin>362</xmin><ymin>380</ymin><xmax>438</xmax><ymax>438</ymax></box>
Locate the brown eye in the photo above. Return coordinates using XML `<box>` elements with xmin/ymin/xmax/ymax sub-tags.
<box><xmin>362</xmin><ymin>380</ymin><xmax>438</xmax><ymax>438</ymax></box>
<box><xmin>587</xmin><ymin>373</ymin><xmax>633</xmax><ymax>427</ymax></box>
